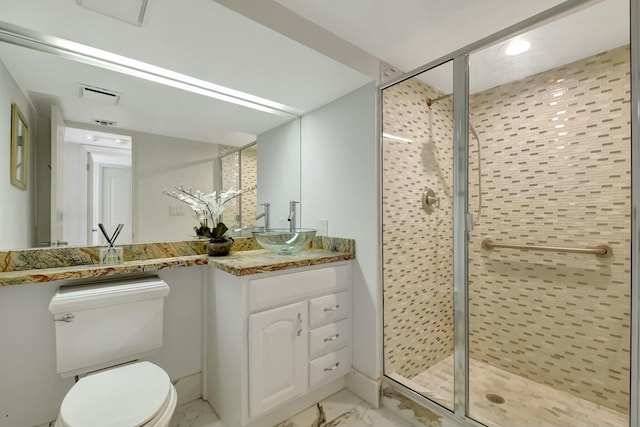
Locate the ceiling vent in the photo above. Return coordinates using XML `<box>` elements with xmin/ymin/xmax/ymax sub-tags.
<box><xmin>78</xmin><ymin>84</ymin><xmax>121</xmax><ymax>105</ymax></box>
<box><xmin>75</xmin><ymin>0</ymin><xmax>149</xmax><ymax>27</ymax></box>
<box><xmin>93</xmin><ymin>119</ymin><xmax>118</xmax><ymax>127</ymax></box>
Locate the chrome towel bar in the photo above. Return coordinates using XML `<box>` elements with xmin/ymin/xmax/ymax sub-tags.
<box><xmin>481</xmin><ymin>239</ymin><xmax>612</xmax><ymax>258</ymax></box>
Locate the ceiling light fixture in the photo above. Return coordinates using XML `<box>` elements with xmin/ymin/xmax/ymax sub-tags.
<box><xmin>505</xmin><ymin>37</ymin><xmax>531</xmax><ymax>56</ymax></box>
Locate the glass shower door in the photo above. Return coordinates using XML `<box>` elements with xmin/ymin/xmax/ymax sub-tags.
<box><xmin>467</xmin><ymin>0</ymin><xmax>631</xmax><ymax>425</ymax></box>
<box><xmin>382</xmin><ymin>61</ymin><xmax>456</xmax><ymax>411</ymax></box>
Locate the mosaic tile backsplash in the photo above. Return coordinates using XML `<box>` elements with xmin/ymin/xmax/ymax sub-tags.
<box><xmin>382</xmin><ymin>45</ymin><xmax>630</xmax><ymax>413</ymax></box>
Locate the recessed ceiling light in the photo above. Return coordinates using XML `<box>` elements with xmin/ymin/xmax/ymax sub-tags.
<box><xmin>505</xmin><ymin>37</ymin><xmax>531</xmax><ymax>56</ymax></box>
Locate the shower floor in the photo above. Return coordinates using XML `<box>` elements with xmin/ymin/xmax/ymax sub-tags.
<box><xmin>390</xmin><ymin>356</ymin><xmax>627</xmax><ymax>427</ymax></box>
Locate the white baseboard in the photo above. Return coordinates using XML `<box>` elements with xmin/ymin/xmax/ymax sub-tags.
<box><xmin>173</xmin><ymin>372</ymin><xmax>202</xmax><ymax>406</ymax></box>
<box><xmin>345</xmin><ymin>369</ymin><xmax>380</xmax><ymax>408</ymax></box>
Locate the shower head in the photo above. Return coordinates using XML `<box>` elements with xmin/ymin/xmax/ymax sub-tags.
<box><xmin>426</xmin><ymin>93</ymin><xmax>452</xmax><ymax>108</ymax></box>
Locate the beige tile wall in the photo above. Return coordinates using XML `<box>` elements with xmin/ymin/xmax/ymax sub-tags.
<box><xmin>220</xmin><ymin>151</ymin><xmax>239</xmax><ymax>228</ymax></box>
<box><xmin>220</xmin><ymin>145</ymin><xmax>257</xmax><ymax>230</ymax></box>
<box><xmin>468</xmin><ymin>45</ymin><xmax>631</xmax><ymax>413</ymax></box>
<box><xmin>240</xmin><ymin>145</ymin><xmax>257</xmax><ymax>228</ymax></box>
<box><xmin>382</xmin><ymin>71</ymin><xmax>455</xmax><ymax>380</ymax></box>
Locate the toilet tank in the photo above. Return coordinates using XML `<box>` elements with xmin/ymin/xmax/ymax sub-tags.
<box><xmin>48</xmin><ymin>276</ymin><xmax>170</xmax><ymax>378</ymax></box>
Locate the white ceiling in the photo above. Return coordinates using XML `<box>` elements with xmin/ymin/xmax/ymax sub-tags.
<box><xmin>274</xmin><ymin>0</ymin><xmax>629</xmax><ymax>94</ymax></box>
<box><xmin>271</xmin><ymin>0</ymin><xmax>568</xmax><ymax>72</ymax></box>
<box><xmin>0</xmin><ymin>0</ymin><xmax>631</xmax><ymax>147</ymax></box>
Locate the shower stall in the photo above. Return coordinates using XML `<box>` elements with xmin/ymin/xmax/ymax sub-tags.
<box><xmin>381</xmin><ymin>0</ymin><xmax>637</xmax><ymax>426</ymax></box>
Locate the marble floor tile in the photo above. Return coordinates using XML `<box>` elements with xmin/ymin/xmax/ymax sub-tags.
<box><xmin>171</xmin><ymin>389</ymin><xmax>412</xmax><ymax>427</ymax></box>
<box><xmin>170</xmin><ymin>398</ymin><xmax>224</xmax><ymax>427</ymax></box>
<box><xmin>392</xmin><ymin>355</ymin><xmax>629</xmax><ymax>427</ymax></box>
<box><xmin>276</xmin><ymin>390</ymin><xmax>413</xmax><ymax>427</ymax></box>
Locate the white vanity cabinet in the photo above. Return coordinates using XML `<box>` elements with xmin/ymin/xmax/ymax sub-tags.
<box><xmin>206</xmin><ymin>262</ymin><xmax>352</xmax><ymax>427</ymax></box>
<box><xmin>248</xmin><ymin>301</ymin><xmax>308</xmax><ymax>416</ymax></box>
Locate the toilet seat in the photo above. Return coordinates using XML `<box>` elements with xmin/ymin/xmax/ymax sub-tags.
<box><xmin>57</xmin><ymin>362</ymin><xmax>176</xmax><ymax>427</ymax></box>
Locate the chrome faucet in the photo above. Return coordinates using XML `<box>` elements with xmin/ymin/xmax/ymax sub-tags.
<box><xmin>255</xmin><ymin>202</ymin><xmax>270</xmax><ymax>230</ymax></box>
<box><xmin>288</xmin><ymin>201</ymin><xmax>299</xmax><ymax>231</ymax></box>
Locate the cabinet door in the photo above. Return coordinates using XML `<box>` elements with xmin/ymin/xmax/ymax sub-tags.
<box><xmin>249</xmin><ymin>301</ymin><xmax>308</xmax><ymax>417</ymax></box>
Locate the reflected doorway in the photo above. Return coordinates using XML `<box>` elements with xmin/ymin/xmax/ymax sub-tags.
<box><xmin>59</xmin><ymin>127</ymin><xmax>132</xmax><ymax>247</ymax></box>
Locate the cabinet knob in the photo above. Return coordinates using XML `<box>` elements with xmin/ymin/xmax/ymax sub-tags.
<box><xmin>323</xmin><ymin>304</ymin><xmax>340</xmax><ymax>312</ymax></box>
<box><xmin>296</xmin><ymin>312</ymin><xmax>302</xmax><ymax>336</ymax></box>
<box><xmin>323</xmin><ymin>333</ymin><xmax>340</xmax><ymax>342</ymax></box>
<box><xmin>324</xmin><ymin>362</ymin><xmax>340</xmax><ymax>372</ymax></box>
<box><xmin>54</xmin><ymin>313</ymin><xmax>75</xmax><ymax>323</ymax></box>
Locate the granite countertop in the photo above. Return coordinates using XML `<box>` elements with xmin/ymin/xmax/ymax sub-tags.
<box><xmin>0</xmin><ymin>255</ymin><xmax>209</xmax><ymax>287</ymax></box>
<box><xmin>209</xmin><ymin>248</ymin><xmax>354</xmax><ymax>276</ymax></box>
<box><xmin>0</xmin><ymin>237</ymin><xmax>355</xmax><ymax>286</ymax></box>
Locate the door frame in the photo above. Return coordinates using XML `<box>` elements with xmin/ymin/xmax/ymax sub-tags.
<box><xmin>87</xmin><ymin>149</ymin><xmax>132</xmax><ymax>245</ymax></box>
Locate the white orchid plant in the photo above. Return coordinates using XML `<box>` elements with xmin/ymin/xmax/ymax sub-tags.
<box><xmin>162</xmin><ymin>184</ymin><xmax>257</xmax><ymax>242</ymax></box>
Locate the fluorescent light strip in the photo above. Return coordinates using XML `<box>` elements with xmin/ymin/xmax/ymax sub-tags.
<box><xmin>0</xmin><ymin>21</ymin><xmax>302</xmax><ymax>117</ymax></box>
<box><xmin>383</xmin><ymin>132</ymin><xmax>413</xmax><ymax>143</ymax></box>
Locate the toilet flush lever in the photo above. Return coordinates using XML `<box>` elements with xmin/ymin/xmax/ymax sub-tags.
<box><xmin>55</xmin><ymin>313</ymin><xmax>75</xmax><ymax>323</ymax></box>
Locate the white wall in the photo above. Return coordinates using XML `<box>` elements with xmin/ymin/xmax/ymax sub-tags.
<box><xmin>61</xmin><ymin>142</ymin><xmax>88</xmax><ymax>246</ymax></box>
<box><xmin>35</xmin><ymin>115</ymin><xmax>51</xmax><ymax>247</ymax></box>
<box><xmin>132</xmin><ymin>133</ymin><xmax>220</xmax><ymax>242</ymax></box>
<box><xmin>256</xmin><ymin>118</ymin><xmax>301</xmax><ymax>227</ymax></box>
<box><xmin>0</xmin><ymin>267</ymin><xmax>204</xmax><ymax>427</ymax></box>
<box><xmin>300</xmin><ymin>82</ymin><xmax>379</xmax><ymax>379</ymax></box>
<box><xmin>0</xmin><ymin>59</ymin><xmax>37</xmax><ymax>250</ymax></box>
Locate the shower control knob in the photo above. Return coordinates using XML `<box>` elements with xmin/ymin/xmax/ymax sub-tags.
<box><xmin>422</xmin><ymin>189</ymin><xmax>439</xmax><ymax>210</ymax></box>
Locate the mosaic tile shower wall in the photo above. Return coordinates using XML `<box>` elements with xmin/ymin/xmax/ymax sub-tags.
<box><xmin>240</xmin><ymin>145</ymin><xmax>257</xmax><ymax>228</ymax></box>
<box><xmin>220</xmin><ymin>151</ymin><xmax>240</xmax><ymax>228</ymax></box>
<box><xmin>467</xmin><ymin>45</ymin><xmax>631</xmax><ymax>413</ymax></box>
<box><xmin>382</xmin><ymin>75</ymin><xmax>455</xmax><ymax>379</ymax></box>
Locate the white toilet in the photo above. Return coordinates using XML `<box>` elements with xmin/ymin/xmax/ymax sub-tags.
<box><xmin>48</xmin><ymin>276</ymin><xmax>177</xmax><ymax>427</ymax></box>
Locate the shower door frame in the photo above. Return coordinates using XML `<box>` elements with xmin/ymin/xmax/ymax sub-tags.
<box><xmin>379</xmin><ymin>0</ymin><xmax>640</xmax><ymax>425</ymax></box>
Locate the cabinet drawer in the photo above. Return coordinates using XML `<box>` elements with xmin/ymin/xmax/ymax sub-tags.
<box><xmin>249</xmin><ymin>265</ymin><xmax>350</xmax><ymax>312</ymax></box>
<box><xmin>309</xmin><ymin>318</ymin><xmax>350</xmax><ymax>359</ymax></box>
<box><xmin>309</xmin><ymin>291</ymin><xmax>349</xmax><ymax>327</ymax></box>
<box><xmin>309</xmin><ymin>346</ymin><xmax>350</xmax><ymax>389</ymax></box>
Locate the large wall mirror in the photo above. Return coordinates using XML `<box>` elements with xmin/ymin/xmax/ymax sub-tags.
<box><xmin>0</xmin><ymin>23</ymin><xmax>302</xmax><ymax>250</ymax></box>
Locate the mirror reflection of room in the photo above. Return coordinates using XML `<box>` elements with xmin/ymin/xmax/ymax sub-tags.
<box><xmin>0</xmin><ymin>30</ymin><xmax>302</xmax><ymax>250</ymax></box>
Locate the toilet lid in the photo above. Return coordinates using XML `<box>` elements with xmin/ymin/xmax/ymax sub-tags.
<box><xmin>59</xmin><ymin>361</ymin><xmax>171</xmax><ymax>427</ymax></box>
